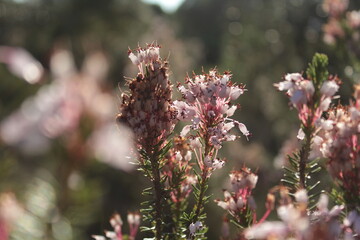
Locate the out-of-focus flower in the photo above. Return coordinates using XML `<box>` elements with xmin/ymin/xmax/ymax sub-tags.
<box><xmin>322</xmin><ymin>0</ymin><xmax>349</xmax><ymax>18</ymax></box>
<box><xmin>244</xmin><ymin>190</ymin><xmax>344</xmax><ymax>240</ymax></box>
<box><xmin>344</xmin><ymin>210</ymin><xmax>360</xmax><ymax>236</ymax></box>
<box><xmin>88</xmin><ymin>123</ymin><xmax>136</xmax><ymax>171</ymax></box>
<box><xmin>0</xmin><ymin>46</ymin><xmax>44</xmax><ymax>84</ymax></box>
<box><xmin>310</xmin><ymin>85</ymin><xmax>360</xmax><ymax>204</ymax></box>
<box><xmin>273</xmin><ymin>133</ymin><xmax>300</xmax><ymax>169</ymax></box>
<box><xmin>93</xmin><ymin>212</ymin><xmax>140</xmax><ymax>240</ymax></box>
<box><xmin>0</xmin><ymin>47</ymin><xmax>134</xmax><ymax>171</ymax></box>
<box><xmin>188</xmin><ymin>221</ymin><xmax>203</xmax><ymax>238</ymax></box>
<box><xmin>323</xmin><ymin>18</ymin><xmax>345</xmax><ymax>45</ymax></box>
<box><xmin>347</xmin><ymin>10</ymin><xmax>360</xmax><ymax>29</ymax></box>
<box><xmin>0</xmin><ymin>192</ymin><xmax>24</xmax><ymax>240</ymax></box>
<box><xmin>127</xmin><ymin>212</ymin><xmax>140</xmax><ymax>239</ymax></box>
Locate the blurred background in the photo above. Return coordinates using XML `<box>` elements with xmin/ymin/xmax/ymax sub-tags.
<box><xmin>0</xmin><ymin>0</ymin><xmax>359</xmax><ymax>239</ymax></box>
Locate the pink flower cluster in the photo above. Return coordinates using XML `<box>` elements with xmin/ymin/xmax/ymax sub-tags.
<box><xmin>322</xmin><ymin>0</ymin><xmax>360</xmax><ymax>45</ymax></box>
<box><xmin>174</xmin><ymin>70</ymin><xmax>249</xmax><ymax>148</ymax></box>
<box><xmin>215</xmin><ymin>168</ymin><xmax>258</xmax><ymax>221</ymax></box>
<box><xmin>322</xmin><ymin>0</ymin><xmax>349</xmax><ymax>18</ymax></box>
<box><xmin>163</xmin><ymin>136</ymin><xmax>196</xmax><ymax>203</ymax></box>
<box><xmin>92</xmin><ymin>213</ymin><xmax>140</xmax><ymax>240</ymax></box>
<box><xmin>310</xmin><ymin>85</ymin><xmax>360</xmax><ymax>201</ymax></box>
<box><xmin>245</xmin><ymin>190</ymin><xmax>344</xmax><ymax>240</ymax></box>
<box><xmin>128</xmin><ymin>44</ymin><xmax>160</xmax><ymax>74</ymax></box>
<box><xmin>118</xmin><ymin>45</ymin><xmax>177</xmax><ymax>151</ymax></box>
<box><xmin>275</xmin><ymin>73</ymin><xmax>340</xmax><ymax>127</ymax></box>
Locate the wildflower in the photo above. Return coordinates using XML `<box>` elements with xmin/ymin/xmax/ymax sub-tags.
<box><xmin>275</xmin><ymin>73</ymin><xmax>314</xmax><ymax>110</ymax></box>
<box><xmin>344</xmin><ymin>211</ymin><xmax>360</xmax><ymax>235</ymax></box>
<box><xmin>0</xmin><ymin>192</ymin><xmax>23</xmax><ymax>240</ymax></box>
<box><xmin>320</xmin><ymin>80</ymin><xmax>340</xmax><ymax>97</ymax></box>
<box><xmin>311</xmin><ymin>86</ymin><xmax>360</xmax><ymax>205</ymax></box>
<box><xmin>127</xmin><ymin>212</ymin><xmax>140</xmax><ymax>239</ymax></box>
<box><xmin>174</xmin><ymin>69</ymin><xmax>249</xmax><ymax>148</ymax></box>
<box><xmin>189</xmin><ymin>221</ymin><xmax>203</xmax><ymax>238</ymax></box>
<box><xmin>163</xmin><ymin>136</ymin><xmax>196</xmax><ymax>203</ymax></box>
<box><xmin>294</xmin><ymin>189</ymin><xmax>308</xmax><ymax>204</ymax></box>
<box><xmin>323</xmin><ymin>18</ymin><xmax>345</xmax><ymax>45</ymax></box>
<box><xmin>118</xmin><ymin>44</ymin><xmax>177</xmax><ymax>153</ymax></box>
<box><xmin>93</xmin><ymin>213</ymin><xmax>140</xmax><ymax>240</ymax></box>
<box><xmin>245</xmin><ymin>189</ymin><xmax>344</xmax><ymax>240</ymax></box>
<box><xmin>275</xmin><ymin>72</ymin><xmax>340</xmax><ymax>127</ymax></box>
<box><xmin>215</xmin><ymin>168</ymin><xmax>258</xmax><ymax>226</ymax></box>
<box><xmin>347</xmin><ymin>10</ymin><xmax>360</xmax><ymax>29</ymax></box>
<box><xmin>174</xmin><ymin>69</ymin><xmax>248</xmax><ymax>176</ymax></box>
<box><xmin>322</xmin><ymin>0</ymin><xmax>349</xmax><ymax>18</ymax></box>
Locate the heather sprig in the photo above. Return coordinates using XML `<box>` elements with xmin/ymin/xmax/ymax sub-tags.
<box><xmin>162</xmin><ymin>136</ymin><xmax>196</xmax><ymax>237</ymax></box>
<box><xmin>275</xmin><ymin>54</ymin><xmax>340</xmax><ymax>201</ymax></box>
<box><xmin>92</xmin><ymin>213</ymin><xmax>140</xmax><ymax>240</ymax></box>
<box><xmin>117</xmin><ymin>44</ymin><xmax>176</xmax><ymax>239</ymax></box>
<box><xmin>215</xmin><ymin>168</ymin><xmax>260</xmax><ymax>229</ymax></box>
<box><xmin>244</xmin><ymin>189</ymin><xmax>344</xmax><ymax>240</ymax></box>
<box><xmin>174</xmin><ymin>69</ymin><xmax>249</xmax><ymax>238</ymax></box>
<box><xmin>311</xmin><ymin>85</ymin><xmax>360</xmax><ymax>210</ymax></box>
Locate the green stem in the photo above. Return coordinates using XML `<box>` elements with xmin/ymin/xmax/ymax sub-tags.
<box><xmin>193</xmin><ymin>168</ymin><xmax>209</xmax><ymax>222</ymax></box>
<box><xmin>299</xmin><ymin>121</ymin><xmax>314</xmax><ymax>189</ymax></box>
<box><xmin>150</xmin><ymin>155</ymin><xmax>163</xmax><ymax>240</ymax></box>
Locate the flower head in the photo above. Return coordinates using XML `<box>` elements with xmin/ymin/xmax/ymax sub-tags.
<box><xmin>117</xmin><ymin>44</ymin><xmax>177</xmax><ymax>152</ymax></box>
<box><xmin>174</xmin><ymin>69</ymin><xmax>249</xmax><ymax>147</ymax></box>
<box><xmin>275</xmin><ymin>72</ymin><xmax>340</xmax><ymax>127</ymax></box>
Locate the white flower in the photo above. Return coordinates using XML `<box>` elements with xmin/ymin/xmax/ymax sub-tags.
<box><xmin>204</xmin><ymin>156</ymin><xmax>212</xmax><ymax>168</ymax></box>
<box><xmin>290</xmin><ymin>89</ymin><xmax>307</xmax><ymax>106</ymax></box>
<box><xmin>244</xmin><ymin>221</ymin><xmax>287</xmax><ymax>239</ymax></box>
<box><xmin>210</xmin><ymin>136</ymin><xmax>222</xmax><ymax>149</ymax></box>
<box><xmin>285</xmin><ymin>73</ymin><xmax>303</xmax><ymax>82</ymax></box>
<box><xmin>175</xmin><ymin>151</ymin><xmax>183</xmax><ymax>161</ymax></box>
<box><xmin>237</xmin><ymin>122</ymin><xmax>250</xmax><ymax>138</ymax></box>
<box><xmin>217</xmin><ymin>200</ymin><xmax>229</xmax><ymax>210</ymax></box>
<box><xmin>229</xmin><ymin>87</ymin><xmax>244</xmax><ymax>100</ymax></box>
<box><xmin>277</xmin><ymin>80</ymin><xmax>294</xmax><ymax>91</ymax></box>
<box><xmin>180</xmin><ymin>125</ymin><xmax>191</xmax><ymax>137</ymax></box>
<box><xmin>128</xmin><ymin>52</ymin><xmax>140</xmax><ymax>65</ymax></box>
<box><xmin>184</xmin><ymin>151</ymin><xmax>192</xmax><ymax>161</ymax></box>
<box><xmin>212</xmin><ymin>158</ymin><xmax>225</xmax><ymax>169</ymax></box>
<box><xmin>317</xmin><ymin>194</ymin><xmax>329</xmax><ymax>212</ymax></box>
<box><xmin>189</xmin><ymin>221</ymin><xmax>203</xmax><ymax>235</ymax></box>
<box><xmin>173</xmin><ymin>100</ymin><xmax>197</xmax><ymax>121</ymax></box>
<box><xmin>226</xmin><ymin>105</ymin><xmax>237</xmax><ymax>117</ymax></box>
<box><xmin>320</xmin><ymin>80</ymin><xmax>339</xmax><ymax>98</ymax></box>
<box><xmin>321</xmin><ymin>119</ymin><xmax>334</xmax><ymax>130</ymax></box>
<box><xmin>189</xmin><ymin>223</ymin><xmax>196</xmax><ymax>235</ymax></box>
<box><xmin>92</xmin><ymin>235</ymin><xmax>106</xmax><ymax>240</ymax></box>
<box><xmin>294</xmin><ymin>189</ymin><xmax>308</xmax><ymax>204</ymax></box>
<box><xmin>319</xmin><ymin>97</ymin><xmax>332</xmax><ymax>111</ymax></box>
<box><xmin>189</xmin><ymin>137</ymin><xmax>202</xmax><ymax>149</ymax></box>
<box><xmin>247</xmin><ymin>174</ymin><xmax>258</xmax><ymax>189</ymax></box>
<box><xmin>300</xmin><ymin>80</ymin><xmax>315</xmax><ymax>98</ymax></box>
<box><xmin>297</xmin><ymin>128</ymin><xmax>305</xmax><ymax>140</ymax></box>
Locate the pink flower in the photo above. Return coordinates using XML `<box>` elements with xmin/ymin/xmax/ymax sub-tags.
<box><xmin>322</xmin><ymin>0</ymin><xmax>349</xmax><ymax>18</ymax></box>
<box><xmin>347</xmin><ymin>11</ymin><xmax>360</xmax><ymax>29</ymax></box>
<box><xmin>174</xmin><ymin>69</ymin><xmax>248</xmax><ymax>148</ymax></box>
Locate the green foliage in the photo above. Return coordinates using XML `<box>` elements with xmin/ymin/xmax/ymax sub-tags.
<box><xmin>138</xmin><ymin>140</ymin><xmax>176</xmax><ymax>239</ymax></box>
<box><xmin>306</xmin><ymin>53</ymin><xmax>329</xmax><ymax>89</ymax></box>
<box><xmin>282</xmin><ymin>153</ymin><xmax>322</xmax><ymax>209</ymax></box>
